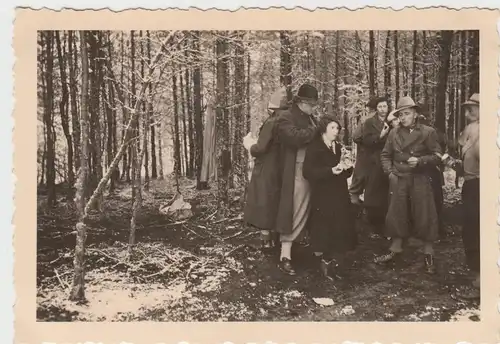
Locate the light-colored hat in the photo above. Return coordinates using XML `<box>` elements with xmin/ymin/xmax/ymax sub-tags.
<box><xmin>393</xmin><ymin>96</ymin><xmax>421</xmax><ymax>116</ymax></box>
<box><xmin>462</xmin><ymin>93</ymin><xmax>479</xmax><ymax>106</ymax></box>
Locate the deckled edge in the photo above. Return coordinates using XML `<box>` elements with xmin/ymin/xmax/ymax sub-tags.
<box><xmin>12</xmin><ymin>5</ymin><xmax>500</xmax><ymax>13</ymax></box>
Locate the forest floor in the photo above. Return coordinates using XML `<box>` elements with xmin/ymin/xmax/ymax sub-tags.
<box><xmin>36</xmin><ymin>169</ymin><xmax>480</xmax><ymax>322</ymax></box>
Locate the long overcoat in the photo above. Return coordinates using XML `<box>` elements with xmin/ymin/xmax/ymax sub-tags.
<box><xmin>243</xmin><ymin>114</ymin><xmax>282</xmax><ymax>230</ymax></box>
<box><xmin>274</xmin><ymin>103</ymin><xmax>317</xmax><ymax>235</ymax></box>
<box><xmin>302</xmin><ymin>137</ymin><xmax>358</xmax><ymax>254</ymax></box>
<box><xmin>361</xmin><ymin>115</ymin><xmax>390</xmax><ymax>208</ymax></box>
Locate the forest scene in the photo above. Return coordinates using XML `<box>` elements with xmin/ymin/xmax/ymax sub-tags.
<box><xmin>37</xmin><ymin>30</ymin><xmax>480</xmax><ymax>321</ymax></box>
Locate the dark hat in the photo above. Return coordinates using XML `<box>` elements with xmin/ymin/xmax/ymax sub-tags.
<box><xmin>296</xmin><ymin>84</ymin><xmax>319</xmax><ymax>102</ymax></box>
<box><xmin>366</xmin><ymin>96</ymin><xmax>389</xmax><ymax>110</ymax></box>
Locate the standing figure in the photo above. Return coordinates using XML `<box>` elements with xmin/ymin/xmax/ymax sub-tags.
<box><xmin>303</xmin><ymin>115</ymin><xmax>358</xmax><ymax>280</ymax></box>
<box><xmin>243</xmin><ymin>87</ymin><xmax>288</xmax><ymax>251</ymax></box>
<box><xmin>274</xmin><ymin>84</ymin><xmax>319</xmax><ymax>275</ymax></box>
<box><xmin>360</xmin><ymin>96</ymin><xmax>391</xmax><ymax>238</ymax></box>
<box><xmin>349</xmin><ymin>99</ymin><xmax>377</xmax><ymax>205</ymax></box>
<box><xmin>449</xmin><ymin>93</ymin><xmax>480</xmax><ymax>299</ymax></box>
<box><xmin>375</xmin><ymin>96</ymin><xmax>442</xmax><ymax>274</ymax></box>
<box><xmin>416</xmin><ymin>112</ymin><xmax>448</xmax><ymax>239</ymax></box>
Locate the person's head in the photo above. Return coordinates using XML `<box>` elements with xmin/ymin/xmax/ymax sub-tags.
<box><xmin>318</xmin><ymin>115</ymin><xmax>342</xmax><ymax>142</ymax></box>
<box><xmin>462</xmin><ymin>93</ymin><xmax>480</xmax><ymax>123</ymax></box>
<box><xmin>367</xmin><ymin>96</ymin><xmax>389</xmax><ymax>116</ymax></box>
<box><xmin>268</xmin><ymin>87</ymin><xmax>288</xmax><ymax>117</ymax></box>
<box><xmin>295</xmin><ymin>84</ymin><xmax>319</xmax><ymax>115</ymax></box>
<box><xmin>393</xmin><ymin>96</ymin><xmax>420</xmax><ymax>128</ymax></box>
<box><xmin>386</xmin><ymin>110</ymin><xmax>400</xmax><ymax>129</ymax></box>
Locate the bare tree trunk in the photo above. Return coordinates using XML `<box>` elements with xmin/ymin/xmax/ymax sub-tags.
<box><xmin>216</xmin><ymin>33</ymin><xmax>231</xmax><ymax>206</ymax></box>
<box><xmin>185</xmin><ymin>41</ymin><xmax>195</xmax><ymax>178</ymax></box>
<box><xmin>434</xmin><ymin>30</ymin><xmax>454</xmax><ymax>134</ymax></box>
<box><xmin>468</xmin><ymin>30</ymin><xmax>479</xmax><ymax>94</ymax></box>
<box><xmin>411</xmin><ymin>31</ymin><xmax>418</xmax><ymax>99</ymax></box>
<box><xmin>139</xmin><ymin>31</ymin><xmax>150</xmax><ymax>190</ymax></box>
<box><xmin>280</xmin><ymin>31</ymin><xmax>293</xmax><ymax>101</ymax></box>
<box><xmin>233</xmin><ymin>33</ymin><xmax>246</xmax><ymax>186</ymax></box>
<box><xmin>393</xmin><ymin>31</ymin><xmax>400</xmax><ymax>104</ymax></box>
<box><xmin>422</xmin><ymin>31</ymin><xmax>429</xmax><ymax>106</ymax></box>
<box><xmin>333</xmin><ymin>31</ymin><xmax>340</xmax><ymax>113</ymax></box>
<box><xmin>42</xmin><ymin>31</ymin><xmax>57</xmax><ymax>207</ymax></box>
<box><xmin>69</xmin><ymin>30</ymin><xmax>90</xmax><ymax>302</ymax></box>
<box><xmin>180</xmin><ymin>73</ymin><xmax>189</xmax><ymax>177</ymax></box>
<box><xmin>67</xmin><ymin>31</ymin><xmax>81</xmax><ymax>174</ymax></box>
<box><xmin>105</xmin><ymin>32</ymin><xmax>118</xmax><ymax>191</ymax></box>
<box><xmin>148</xmin><ymin>31</ymin><xmax>157</xmax><ymax>180</ymax></box>
<box><xmin>384</xmin><ymin>31</ymin><xmax>392</xmax><ymax>97</ymax></box>
<box><xmin>172</xmin><ymin>63</ymin><xmax>182</xmax><ymax>187</ymax></box>
<box><xmin>158</xmin><ymin>121</ymin><xmax>164</xmax><ymax>180</ymax></box>
<box><xmin>368</xmin><ymin>30</ymin><xmax>376</xmax><ymax>97</ymax></box>
<box><xmin>193</xmin><ymin>31</ymin><xmax>205</xmax><ymax>189</ymax></box>
<box><xmin>55</xmin><ymin>31</ymin><xmax>75</xmax><ymax>195</ymax></box>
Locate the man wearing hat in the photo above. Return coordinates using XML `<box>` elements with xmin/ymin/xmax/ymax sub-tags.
<box><xmin>274</xmin><ymin>83</ymin><xmax>319</xmax><ymax>275</ymax></box>
<box><xmin>449</xmin><ymin>93</ymin><xmax>480</xmax><ymax>298</ymax></box>
<box><xmin>376</xmin><ymin>96</ymin><xmax>443</xmax><ymax>274</ymax></box>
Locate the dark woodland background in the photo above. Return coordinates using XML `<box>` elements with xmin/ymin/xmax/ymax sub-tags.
<box><xmin>36</xmin><ymin>30</ymin><xmax>480</xmax><ymax>322</ymax></box>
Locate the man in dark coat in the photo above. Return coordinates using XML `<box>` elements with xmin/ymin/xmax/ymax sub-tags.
<box><xmin>360</xmin><ymin>96</ymin><xmax>391</xmax><ymax>237</ymax></box>
<box><xmin>243</xmin><ymin>87</ymin><xmax>289</xmax><ymax>250</ymax></box>
<box><xmin>274</xmin><ymin>84</ymin><xmax>319</xmax><ymax>275</ymax></box>
<box><xmin>349</xmin><ymin>99</ymin><xmax>377</xmax><ymax>205</ymax></box>
<box><xmin>416</xmin><ymin>112</ymin><xmax>447</xmax><ymax>239</ymax></box>
<box><xmin>375</xmin><ymin>96</ymin><xmax>442</xmax><ymax>274</ymax></box>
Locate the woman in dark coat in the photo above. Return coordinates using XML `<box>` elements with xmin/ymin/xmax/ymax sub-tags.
<box><xmin>243</xmin><ymin>87</ymin><xmax>288</xmax><ymax>250</ymax></box>
<box><xmin>303</xmin><ymin>115</ymin><xmax>358</xmax><ymax>279</ymax></box>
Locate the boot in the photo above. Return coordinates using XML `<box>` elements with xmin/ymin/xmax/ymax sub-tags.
<box><xmin>278</xmin><ymin>258</ymin><xmax>296</xmax><ymax>276</ymax></box>
<box><xmin>424</xmin><ymin>254</ymin><xmax>437</xmax><ymax>274</ymax></box>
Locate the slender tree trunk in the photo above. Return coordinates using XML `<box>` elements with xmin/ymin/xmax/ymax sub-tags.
<box><xmin>43</xmin><ymin>31</ymin><xmax>57</xmax><ymax>207</ymax></box>
<box><xmin>422</xmin><ymin>31</ymin><xmax>429</xmax><ymax>106</ymax></box>
<box><xmin>106</xmin><ymin>32</ymin><xmax>118</xmax><ymax>191</ymax></box>
<box><xmin>384</xmin><ymin>31</ymin><xmax>392</xmax><ymax>97</ymax></box>
<box><xmin>333</xmin><ymin>31</ymin><xmax>340</xmax><ymax>113</ymax></box>
<box><xmin>193</xmin><ymin>31</ymin><xmax>205</xmax><ymax>189</ymax></box>
<box><xmin>148</xmin><ymin>31</ymin><xmax>157</xmax><ymax>179</ymax></box>
<box><xmin>233</xmin><ymin>33</ymin><xmax>246</xmax><ymax>185</ymax></box>
<box><xmin>172</xmin><ymin>63</ymin><xmax>182</xmax><ymax>184</ymax></box>
<box><xmin>55</xmin><ymin>31</ymin><xmax>75</xmax><ymax>194</ymax></box>
<box><xmin>184</xmin><ymin>38</ymin><xmax>195</xmax><ymax>178</ymax></box>
<box><xmin>434</xmin><ymin>30</ymin><xmax>454</xmax><ymax>134</ymax></box>
<box><xmin>394</xmin><ymin>31</ymin><xmax>400</xmax><ymax>104</ymax></box>
<box><xmin>140</xmin><ymin>31</ymin><xmax>150</xmax><ymax>190</ymax></box>
<box><xmin>67</xmin><ymin>31</ymin><xmax>81</xmax><ymax>173</ymax></box>
<box><xmin>468</xmin><ymin>30</ymin><xmax>479</xmax><ymax>94</ymax></box>
<box><xmin>411</xmin><ymin>31</ymin><xmax>418</xmax><ymax>99</ymax></box>
<box><xmin>368</xmin><ymin>30</ymin><xmax>376</xmax><ymax>97</ymax></box>
<box><xmin>130</xmin><ymin>31</ymin><xmax>137</xmax><ymax>200</ymax></box>
<box><xmin>120</xmin><ymin>33</ymin><xmax>129</xmax><ymax>182</ymax></box>
<box><xmin>158</xmin><ymin>121</ymin><xmax>164</xmax><ymax>180</ymax></box>
<box><xmin>69</xmin><ymin>30</ymin><xmax>90</xmax><ymax>302</ymax></box>
<box><xmin>280</xmin><ymin>31</ymin><xmax>293</xmax><ymax>101</ymax></box>
<box><xmin>180</xmin><ymin>73</ymin><xmax>189</xmax><ymax>177</ymax></box>
<box><xmin>216</xmin><ymin>33</ymin><xmax>231</xmax><ymax>206</ymax></box>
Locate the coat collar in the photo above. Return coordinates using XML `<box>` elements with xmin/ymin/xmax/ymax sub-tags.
<box><xmin>394</xmin><ymin>124</ymin><xmax>424</xmax><ymax>151</ymax></box>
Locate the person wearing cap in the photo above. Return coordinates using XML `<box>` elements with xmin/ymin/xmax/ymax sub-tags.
<box><xmin>360</xmin><ymin>96</ymin><xmax>392</xmax><ymax>238</ymax></box>
<box><xmin>448</xmin><ymin>93</ymin><xmax>480</xmax><ymax>298</ymax></box>
<box><xmin>274</xmin><ymin>83</ymin><xmax>319</xmax><ymax>275</ymax></box>
<box><xmin>349</xmin><ymin>99</ymin><xmax>377</xmax><ymax>205</ymax></box>
<box><xmin>243</xmin><ymin>87</ymin><xmax>289</xmax><ymax>252</ymax></box>
<box><xmin>375</xmin><ymin>96</ymin><xmax>442</xmax><ymax>274</ymax></box>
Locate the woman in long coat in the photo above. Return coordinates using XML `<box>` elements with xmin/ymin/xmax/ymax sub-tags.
<box><xmin>303</xmin><ymin>115</ymin><xmax>358</xmax><ymax>279</ymax></box>
<box><xmin>243</xmin><ymin>88</ymin><xmax>288</xmax><ymax>249</ymax></box>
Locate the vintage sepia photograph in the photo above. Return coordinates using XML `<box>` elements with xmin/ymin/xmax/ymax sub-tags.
<box><xmin>35</xmin><ymin>28</ymin><xmax>481</xmax><ymax>323</ymax></box>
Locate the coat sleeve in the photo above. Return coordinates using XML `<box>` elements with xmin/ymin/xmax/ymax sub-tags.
<box><xmin>249</xmin><ymin>118</ymin><xmax>274</xmax><ymax>158</ymax></box>
<box><xmin>276</xmin><ymin>114</ymin><xmax>316</xmax><ymax>148</ymax></box>
<box><xmin>303</xmin><ymin>143</ymin><xmax>334</xmax><ymax>181</ymax></box>
<box><xmin>380</xmin><ymin>130</ymin><xmax>395</xmax><ymax>175</ymax></box>
<box><xmin>361</xmin><ymin>118</ymin><xmax>384</xmax><ymax>147</ymax></box>
<box><xmin>418</xmin><ymin>128</ymin><xmax>442</xmax><ymax>167</ymax></box>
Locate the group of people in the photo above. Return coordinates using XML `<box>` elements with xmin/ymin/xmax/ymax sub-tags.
<box><xmin>242</xmin><ymin>83</ymin><xmax>480</xmax><ymax>299</ymax></box>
